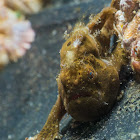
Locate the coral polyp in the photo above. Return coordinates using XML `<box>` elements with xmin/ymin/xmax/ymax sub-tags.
<box><xmin>5</xmin><ymin>0</ymin><xmax>43</xmax><ymax>14</ymax></box>
<box><xmin>0</xmin><ymin>1</ymin><xmax>35</xmax><ymax>69</ymax></box>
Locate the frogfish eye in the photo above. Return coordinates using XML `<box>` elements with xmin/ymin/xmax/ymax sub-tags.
<box><xmin>88</xmin><ymin>69</ymin><xmax>96</xmax><ymax>79</ymax></box>
<box><xmin>67</xmin><ymin>41</ymin><xmax>71</xmax><ymax>46</ymax></box>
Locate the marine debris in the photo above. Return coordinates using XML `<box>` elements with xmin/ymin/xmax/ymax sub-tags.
<box><xmin>0</xmin><ymin>0</ymin><xmax>35</xmax><ymax>69</ymax></box>
<box><xmin>26</xmin><ymin>0</ymin><xmax>140</xmax><ymax>140</ymax></box>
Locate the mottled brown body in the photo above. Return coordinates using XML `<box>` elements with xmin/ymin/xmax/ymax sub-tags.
<box><xmin>26</xmin><ymin>0</ymin><xmax>129</xmax><ymax>140</ymax></box>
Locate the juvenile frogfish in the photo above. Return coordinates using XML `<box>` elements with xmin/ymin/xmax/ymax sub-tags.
<box><xmin>26</xmin><ymin>2</ymin><xmax>128</xmax><ymax>139</ymax></box>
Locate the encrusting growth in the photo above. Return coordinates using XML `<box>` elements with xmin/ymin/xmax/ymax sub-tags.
<box><xmin>115</xmin><ymin>0</ymin><xmax>140</xmax><ymax>79</ymax></box>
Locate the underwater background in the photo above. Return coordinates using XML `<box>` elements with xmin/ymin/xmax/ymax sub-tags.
<box><xmin>0</xmin><ymin>0</ymin><xmax>140</xmax><ymax>140</ymax></box>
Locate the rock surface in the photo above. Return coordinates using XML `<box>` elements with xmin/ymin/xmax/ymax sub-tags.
<box><xmin>0</xmin><ymin>0</ymin><xmax>139</xmax><ymax>140</ymax></box>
